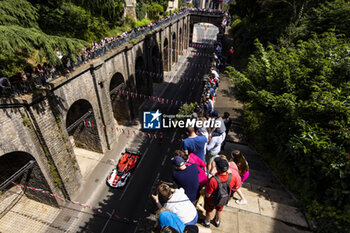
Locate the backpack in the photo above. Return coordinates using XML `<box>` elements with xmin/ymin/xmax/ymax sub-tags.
<box><xmin>212</xmin><ymin>173</ymin><xmax>232</xmax><ymax>206</ymax></box>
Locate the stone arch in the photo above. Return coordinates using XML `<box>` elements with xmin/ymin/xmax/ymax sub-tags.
<box><xmin>190</xmin><ymin>23</ymin><xmax>194</xmax><ymax>43</ymax></box>
<box><xmin>151</xmin><ymin>44</ymin><xmax>163</xmax><ymax>82</ymax></box>
<box><xmin>184</xmin><ymin>23</ymin><xmax>188</xmax><ymax>49</ymax></box>
<box><xmin>163</xmin><ymin>38</ymin><xmax>169</xmax><ymax>72</ymax></box>
<box><xmin>0</xmin><ymin>151</ymin><xmax>57</xmax><ymax>206</ymax></box>
<box><xmin>172</xmin><ymin>32</ymin><xmax>177</xmax><ymax>65</ymax></box>
<box><xmin>179</xmin><ymin>27</ymin><xmax>183</xmax><ymax>55</ymax></box>
<box><xmin>109</xmin><ymin>72</ymin><xmax>130</xmax><ymax>125</ymax></box>
<box><xmin>66</xmin><ymin>99</ymin><xmax>102</xmax><ymax>153</ymax></box>
<box><xmin>135</xmin><ymin>56</ymin><xmax>151</xmax><ymax>95</ymax></box>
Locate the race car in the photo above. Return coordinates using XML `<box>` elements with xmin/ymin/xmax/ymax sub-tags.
<box><xmin>106</xmin><ymin>149</ymin><xmax>141</xmax><ymax>188</ymax></box>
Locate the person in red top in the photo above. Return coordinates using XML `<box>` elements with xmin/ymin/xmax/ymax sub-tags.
<box><xmin>227</xmin><ymin>47</ymin><xmax>234</xmax><ymax>64</ymax></box>
<box><xmin>203</xmin><ymin>157</ymin><xmax>235</xmax><ymax>228</ymax></box>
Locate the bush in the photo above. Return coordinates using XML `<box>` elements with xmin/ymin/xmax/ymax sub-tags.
<box><xmin>231</xmin><ymin>18</ymin><xmax>243</xmax><ymax>34</ymax></box>
<box><xmin>148</xmin><ymin>2</ymin><xmax>164</xmax><ymax>20</ymax></box>
<box><xmin>135</xmin><ymin>18</ymin><xmax>152</xmax><ymax>27</ymax></box>
<box><xmin>136</xmin><ymin>1</ymin><xmax>147</xmax><ymax>20</ymax></box>
<box><xmin>124</xmin><ymin>14</ymin><xmax>136</xmax><ymax>28</ymax></box>
<box><xmin>227</xmin><ymin>33</ymin><xmax>350</xmax><ymax>232</ymax></box>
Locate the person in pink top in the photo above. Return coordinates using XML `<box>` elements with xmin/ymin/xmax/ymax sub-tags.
<box><xmin>222</xmin><ymin>154</ymin><xmax>247</xmax><ymax>205</ymax></box>
<box><xmin>173</xmin><ymin>150</ymin><xmax>207</xmax><ymax>187</ymax></box>
<box><xmin>174</xmin><ymin>150</ymin><xmax>208</xmax><ymax>214</ymax></box>
<box><xmin>230</xmin><ymin>150</ymin><xmax>249</xmax><ymax>205</ymax></box>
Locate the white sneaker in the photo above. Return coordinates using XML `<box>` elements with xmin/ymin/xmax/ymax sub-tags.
<box><xmin>235</xmin><ymin>199</ymin><xmax>247</xmax><ymax>205</ymax></box>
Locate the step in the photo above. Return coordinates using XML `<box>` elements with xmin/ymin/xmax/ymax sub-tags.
<box><xmin>243</xmin><ymin>177</ymin><xmax>284</xmax><ymax>191</ymax></box>
<box><xmin>227</xmin><ymin>194</ymin><xmax>308</xmax><ymax>228</ymax></box>
<box><xmin>241</xmin><ymin>183</ymin><xmax>295</xmax><ymax>206</ymax></box>
<box><xmin>210</xmin><ymin>207</ymin><xmax>309</xmax><ymax>233</ymax></box>
<box><xmin>247</xmin><ymin>168</ymin><xmax>281</xmax><ymax>184</ymax></box>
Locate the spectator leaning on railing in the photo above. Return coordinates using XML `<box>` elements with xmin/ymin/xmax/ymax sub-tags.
<box><xmin>0</xmin><ymin>8</ymin><xmax>226</xmax><ymax>98</ymax></box>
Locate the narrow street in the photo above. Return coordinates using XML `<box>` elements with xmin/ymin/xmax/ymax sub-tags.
<box><xmin>47</xmin><ymin>25</ymin><xmax>216</xmax><ymax>233</ymax></box>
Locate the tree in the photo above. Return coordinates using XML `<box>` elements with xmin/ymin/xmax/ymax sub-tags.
<box><xmin>226</xmin><ymin>33</ymin><xmax>350</xmax><ymax>232</ymax></box>
<box><xmin>0</xmin><ymin>0</ymin><xmax>86</xmax><ymax>77</ymax></box>
<box><xmin>148</xmin><ymin>3</ymin><xmax>164</xmax><ymax>20</ymax></box>
<box><xmin>71</xmin><ymin>0</ymin><xmax>124</xmax><ymax>26</ymax></box>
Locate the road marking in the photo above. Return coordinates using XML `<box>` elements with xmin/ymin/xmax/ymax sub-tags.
<box><xmin>137</xmin><ymin>147</ymin><xmax>149</xmax><ymax>169</ymax></box>
<box><xmin>100</xmin><ymin>209</ymin><xmax>115</xmax><ymax>233</ymax></box>
<box><xmin>171</xmin><ymin>129</ymin><xmax>178</xmax><ymax>143</ymax></box>
<box><xmin>161</xmin><ymin>154</ymin><xmax>167</xmax><ymax>166</ymax></box>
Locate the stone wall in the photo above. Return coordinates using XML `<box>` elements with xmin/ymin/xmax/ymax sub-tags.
<box><xmin>0</xmin><ymin>12</ymin><xmax>221</xmax><ymax>202</ymax></box>
<box><xmin>124</xmin><ymin>0</ymin><xmax>137</xmax><ymax>19</ymax></box>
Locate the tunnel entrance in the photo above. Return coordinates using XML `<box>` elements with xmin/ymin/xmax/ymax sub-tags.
<box><xmin>66</xmin><ymin>99</ymin><xmax>102</xmax><ymax>153</ymax></box>
<box><xmin>110</xmin><ymin>73</ymin><xmax>130</xmax><ymax>125</ymax></box>
<box><xmin>172</xmin><ymin>32</ymin><xmax>177</xmax><ymax>65</ymax></box>
<box><xmin>179</xmin><ymin>28</ymin><xmax>183</xmax><ymax>55</ymax></box>
<box><xmin>151</xmin><ymin>44</ymin><xmax>163</xmax><ymax>82</ymax></box>
<box><xmin>135</xmin><ymin>56</ymin><xmax>152</xmax><ymax>96</ymax></box>
<box><xmin>163</xmin><ymin>38</ymin><xmax>169</xmax><ymax>72</ymax></box>
<box><xmin>0</xmin><ymin>151</ymin><xmax>57</xmax><ymax>206</ymax></box>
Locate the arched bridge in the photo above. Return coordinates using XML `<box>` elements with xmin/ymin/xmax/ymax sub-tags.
<box><xmin>0</xmin><ymin>10</ymin><xmax>225</xmax><ymax>204</ymax></box>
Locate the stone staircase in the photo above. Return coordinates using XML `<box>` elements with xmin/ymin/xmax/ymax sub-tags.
<box><xmin>208</xmin><ymin>74</ymin><xmax>310</xmax><ymax>233</ymax></box>
<box><xmin>207</xmin><ymin>141</ymin><xmax>309</xmax><ymax>233</ymax></box>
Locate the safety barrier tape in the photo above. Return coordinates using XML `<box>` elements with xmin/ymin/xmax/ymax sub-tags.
<box><xmin>11</xmin><ymin>182</ymin><xmax>139</xmax><ymax>224</ymax></box>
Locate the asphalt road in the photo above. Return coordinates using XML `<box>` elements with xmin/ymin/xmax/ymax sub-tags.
<box><xmin>50</xmin><ymin>25</ymin><xmax>218</xmax><ymax>233</ymax></box>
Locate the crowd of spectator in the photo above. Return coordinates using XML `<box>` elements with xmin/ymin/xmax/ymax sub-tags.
<box><xmin>0</xmin><ymin>7</ymin><xmax>225</xmax><ymax>98</ymax></box>
<box><xmin>150</xmin><ymin>16</ymin><xmax>250</xmax><ymax>233</ymax></box>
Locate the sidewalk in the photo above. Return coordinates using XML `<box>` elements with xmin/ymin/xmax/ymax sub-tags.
<box><xmin>204</xmin><ymin>71</ymin><xmax>310</xmax><ymax>233</ymax></box>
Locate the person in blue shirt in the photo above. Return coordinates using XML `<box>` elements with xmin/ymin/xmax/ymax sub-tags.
<box><xmin>157</xmin><ymin>208</ymin><xmax>186</xmax><ymax>233</ymax></box>
<box><xmin>172</xmin><ymin>156</ymin><xmax>200</xmax><ymax>202</ymax></box>
<box><xmin>183</xmin><ymin>127</ymin><xmax>208</xmax><ymax>161</ymax></box>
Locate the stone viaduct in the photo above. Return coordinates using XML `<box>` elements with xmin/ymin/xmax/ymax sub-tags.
<box><xmin>0</xmin><ymin>11</ymin><xmax>223</xmax><ymax>205</ymax></box>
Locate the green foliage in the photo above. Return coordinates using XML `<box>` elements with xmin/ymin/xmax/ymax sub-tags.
<box><xmin>38</xmin><ymin>2</ymin><xmax>110</xmax><ymax>41</ymax></box>
<box><xmin>230</xmin><ymin>18</ymin><xmax>243</xmax><ymax>34</ymax></box>
<box><xmin>0</xmin><ymin>24</ymin><xmax>86</xmax><ymax>77</ymax></box>
<box><xmin>227</xmin><ymin>33</ymin><xmax>350</xmax><ymax>231</ymax></box>
<box><xmin>129</xmin><ymin>39</ymin><xmax>137</xmax><ymax>45</ymax></box>
<box><xmin>135</xmin><ymin>18</ymin><xmax>152</xmax><ymax>28</ymax></box>
<box><xmin>294</xmin><ymin>0</ymin><xmax>350</xmax><ymax>40</ymax></box>
<box><xmin>124</xmin><ymin>14</ymin><xmax>136</xmax><ymax>28</ymax></box>
<box><xmin>0</xmin><ymin>0</ymin><xmax>38</xmax><ymax>28</ymax></box>
<box><xmin>177</xmin><ymin>102</ymin><xmax>197</xmax><ymax>120</ymax></box>
<box><xmin>136</xmin><ymin>0</ymin><xmax>147</xmax><ymax>20</ymax></box>
<box><xmin>148</xmin><ymin>2</ymin><xmax>164</xmax><ymax>20</ymax></box>
<box><xmin>71</xmin><ymin>0</ymin><xmax>124</xmax><ymax>26</ymax></box>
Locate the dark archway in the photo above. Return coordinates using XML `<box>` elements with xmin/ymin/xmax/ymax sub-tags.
<box><xmin>66</xmin><ymin>99</ymin><xmax>102</xmax><ymax>153</ymax></box>
<box><xmin>109</xmin><ymin>73</ymin><xmax>130</xmax><ymax>125</ymax></box>
<box><xmin>135</xmin><ymin>56</ymin><xmax>151</xmax><ymax>95</ymax></box>
<box><xmin>163</xmin><ymin>38</ymin><xmax>169</xmax><ymax>72</ymax></box>
<box><xmin>151</xmin><ymin>44</ymin><xmax>163</xmax><ymax>82</ymax></box>
<box><xmin>184</xmin><ymin>24</ymin><xmax>188</xmax><ymax>49</ymax></box>
<box><xmin>172</xmin><ymin>32</ymin><xmax>177</xmax><ymax>65</ymax></box>
<box><xmin>179</xmin><ymin>28</ymin><xmax>183</xmax><ymax>56</ymax></box>
<box><xmin>190</xmin><ymin>23</ymin><xmax>194</xmax><ymax>44</ymax></box>
<box><xmin>0</xmin><ymin>151</ymin><xmax>57</xmax><ymax>206</ymax></box>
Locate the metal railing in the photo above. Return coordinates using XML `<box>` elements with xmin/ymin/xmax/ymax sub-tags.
<box><xmin>66</xmin><ymin>110</ymin><xmax>93</xmax><ymax>132</ymax></box>
<box><xmin>0</xmin><ymin>9</ymin><xmax>225</xmax><ymax>98</ymax></box>
<box><xmin>0</xmin><ymin>160</ymin><xmax>35</xmax><ymax>190</ymax></box>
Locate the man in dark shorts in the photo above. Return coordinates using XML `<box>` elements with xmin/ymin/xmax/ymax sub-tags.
<box><xmin>204</xmin><ymin>158</ymin><xmax>235</xmax><ymax>227</ymax></box>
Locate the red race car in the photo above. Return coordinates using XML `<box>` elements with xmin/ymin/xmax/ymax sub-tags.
<box><xmin>106</xmin><ymin>149</ymin><xmax>141</xmax><ymax>188</ymax></box>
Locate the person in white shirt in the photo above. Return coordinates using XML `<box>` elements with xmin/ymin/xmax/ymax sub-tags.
<box><xmin>152</xmin><ymin>184</ymin><xmax>198</xmax><ymax>225</ymax></box>
<box><xmin>210</xmin><ymin>67</ymin><xmax>220</xmax><ymax>80</ymax></box>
